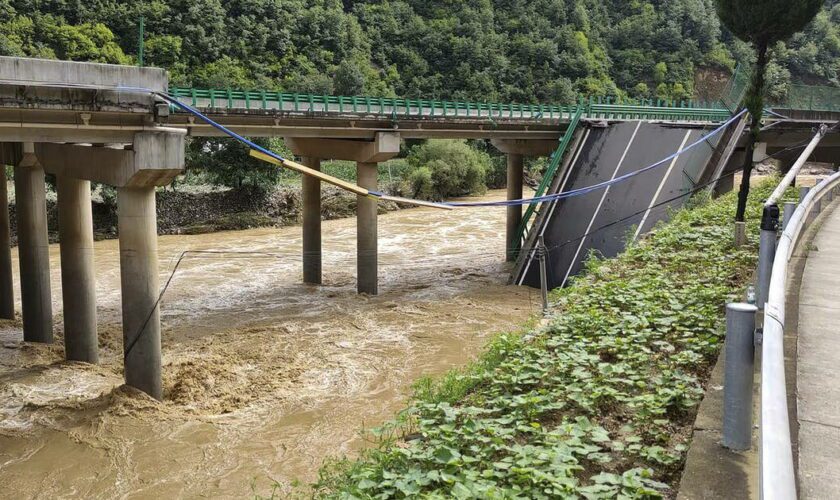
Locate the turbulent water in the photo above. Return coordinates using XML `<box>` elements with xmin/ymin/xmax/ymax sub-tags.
<box><xmin>0</xmin><ymin>189</ymin><xmax>536</xmax><ymax>498</ymax></box>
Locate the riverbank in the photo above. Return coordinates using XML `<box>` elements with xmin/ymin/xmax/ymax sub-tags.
<box><xmin>309</xmin><ymin>180</ymin><xmax>778</xmax><ymax>498</ymax></box>
<box><xmin>4</xmin><ymin>182</ymin><xmax>405</xmax><ymax>245</ymax></box>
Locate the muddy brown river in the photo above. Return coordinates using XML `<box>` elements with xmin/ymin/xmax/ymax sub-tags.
<box><xmin>0</xmin><ymin>189</ymin><xmax>536</xmax><ymax>498</ymax></box>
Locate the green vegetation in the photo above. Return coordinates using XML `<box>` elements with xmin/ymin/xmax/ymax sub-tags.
<box><xmin>406</xmin><ymin>140</ymin><xmax>491</xmax><ymax>201</ymax></box>
<box><xmin>308</xmin><ymin>180</ymin><xmax>778</xmax><ymax>498</ymax></box>
<box><xmin>1</xmin><ymin>1</ymin><xmax>837</xmax><ymax>195</ymax></box>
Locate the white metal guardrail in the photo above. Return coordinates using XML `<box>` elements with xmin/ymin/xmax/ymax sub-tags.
<box><xmin>760</xmin><ymin>170</ymin><xmax>840</xmax><ymax>500</ymax></box>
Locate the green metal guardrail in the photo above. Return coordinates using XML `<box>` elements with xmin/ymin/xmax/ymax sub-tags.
<box><xmin>772</xmin><ymin>84</ymin><xmax>840</xmax><ymax>112</ymax></box>
<box><xmin>510</xmin><ymin>106</ymin><xmax>585</xmax><ymax>257</ymax></box>
<box><xmin>168</xmin><ymin>87</ymin><xmax>733</xmax><ymax>123</ymax></box>
<box><xmin>719</xmin><ymin>64</ymin><xmax>751</xmax><ymax>112</ymax></box>
<box><xmin>168</xmin><ymin>87</ymin><xmax>578</xmax><ymax>120</ymax></box>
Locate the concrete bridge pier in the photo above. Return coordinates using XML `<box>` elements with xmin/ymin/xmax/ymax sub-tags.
<box><xmin>35</xmin><ymin>131</ymin><xmax>184</xmax><ymax>398</ymax></box>
<box><xmin>285</xmin><ymin>133</ymin><xmax>400</xmax><ymax>295</ymax></box>
<box><xmin>491</xmin><ymin>140</ymin><xmax>557</xmax><ymax>261</ymax></box>
<box><xmin>56</xmin><ymin>175</ymin><xmax>98</xmax><ymax>362</ymax></box>
<box><xmin>0</xmin><ymin>146</ymin><xmax>15</xmax><ymax>320</ymax></box>
<box><xmin>505</xmin><ymin>154</ymin><xmax>524</xmax><ymax>262</ymax></box>
<box><xmin>14</xmin><ymin>143</ymin><xmax>53</xmax><ymax>343</ymax></box>
<box><xmin>118</xmin><ymin>186</ymin><xmax>161</xmax><ymax>398</ymax></box>
<box><xmin>357</xmin><ymin>162</ymin><xmax>378</xmax><ymax>294</ymax></box>
<box><xmin>301</xmin><ymin>156</ymin><xmax>322</xmax><ymax>285</ymax></box>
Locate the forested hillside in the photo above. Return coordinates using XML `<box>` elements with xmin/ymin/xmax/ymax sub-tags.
<box><xmin>1</xmin><ymin>0</ymin><xmax>838</xmax><ymax>104</ymax></box>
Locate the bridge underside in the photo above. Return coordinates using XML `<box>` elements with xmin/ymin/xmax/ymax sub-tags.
<box><xmin>514</xmin><ymin>121</ymin><xmax>726</xmax><ymax>289</ymax></box>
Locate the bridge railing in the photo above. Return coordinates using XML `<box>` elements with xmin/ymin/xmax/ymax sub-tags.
<box><xmin>169</xmin><ymin>87</ymin><xmax>735</xmax><ymax>124</ymax></box>
<box><xmin>772</xmin><ymin>83</ymin><xmax>840</xmax><ymax>112</ymax></box>
<box><xmin>168</xmin><ymin>87</ymin><xmax>577</xmax><ymax>121</ymax></box>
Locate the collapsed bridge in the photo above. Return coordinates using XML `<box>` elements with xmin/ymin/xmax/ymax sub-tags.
<box><xmin>0</xmin><ymin>55</ymin><xmax>837</xmax><ymax>399</ymax></box>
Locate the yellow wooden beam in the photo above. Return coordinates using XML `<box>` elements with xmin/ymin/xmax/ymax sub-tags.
<box><xmin>249</xmin><ymin>149</ymin><xmax>453</xmax><ymax>210</ymax></box>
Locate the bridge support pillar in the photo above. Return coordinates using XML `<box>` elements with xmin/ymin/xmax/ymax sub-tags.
<box><xmin>285</xmin><ymin>133</ymin><xmax>400</xmax><ymax>295</ymax></box>
<box><xmin>301</xmin><ymin>156</ymin><xmax>322</xmax><ymax>285</ymax></box>
<box><xmin>14</xmin><ymin>143</ymin><xmax>53</xmax><ymax>342</ymax></box>
<box><xmin>506</xmin><ymin>153</ymin><xmax>524</xmax><ymax>261</ymax></box>
<box><xmin>0</xmin><ymin>159</ymin><xmax>13</xmax><ymax>320</ymax></box>
<box><xmin>118</xmin><ymin>186</ymin><xmax>162</xmax><ymax>399</ymax></box>
<box><xmin>490</xmin><ymin>140</ymin><xmax>556</xmax><ymax>262</ymax></box>
<box><xmin>57</xmin><ymin>175</ymin><xmax>98</xmax><ymax>363</ymax></box>
<box><xmin>357</xmin><ymin>162</ymin><xmax>378</xmax><ymax>295</ymax></box>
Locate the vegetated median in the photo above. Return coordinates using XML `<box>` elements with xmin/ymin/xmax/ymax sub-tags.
<box><xmin>306</xmin><ymin>179</ymin><xmax>775</xmax><ymax>499</ymax></box>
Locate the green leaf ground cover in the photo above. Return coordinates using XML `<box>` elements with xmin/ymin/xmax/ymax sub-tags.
<box><xmin>309</xmin><ymin>180</ymin><xmax>778</xmax><ymax>499</ymax></box>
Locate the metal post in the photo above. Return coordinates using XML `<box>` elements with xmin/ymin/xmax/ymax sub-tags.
<box><xmin>723</xmin><ymin>302</ymin><xmax>758</xmax><ymax>450</ymax></box>
<box><xmin>799</xmin><ymin>186</ymin><xmax>810</xmax><ymax>203</ymax></box>
<box><xmin>538</xmin><ymin>236</ymin><xmax>548</xmax><ymax>312</ymax></box>
<box><xmin>756</xmin><ymin>205</ymin><xmax>779</xmax><ymax>308</ymax></box>
<box><xmin>782</xmin><ymin>201</ymin><xmax>796</xmax><ymax>232</ymax></box>
<box><xmin>137</xmin><ymin>16</ymin><xmax>145</xmax><ymax>67</ymax></box>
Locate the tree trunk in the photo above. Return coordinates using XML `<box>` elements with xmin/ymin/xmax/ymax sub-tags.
<box><xmin>734</xmin><ymin>41</ymin><xmax>769</xmax><ymax>222</ymax></box>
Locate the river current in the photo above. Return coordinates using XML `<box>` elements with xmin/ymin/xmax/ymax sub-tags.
<box><xmin>0</xmin><ymin>189</ymin><xmax>535</xmax><ymax>498</ymax></box>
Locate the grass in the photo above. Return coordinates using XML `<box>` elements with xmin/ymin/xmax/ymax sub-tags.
<box><xmin>299</xmin><ymin>179</ymin><xmax>781</xmax><ymax>499</ymax></box>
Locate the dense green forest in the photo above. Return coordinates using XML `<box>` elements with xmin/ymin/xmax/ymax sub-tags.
<box><xmin>1</xmin><ymin>0</ymin><xmax>838</xmax><ymax>196</ymax></box>
<box><xmin>2</xmin><ymin>0</ymin><xmax>838</xmax><ymax>102</ymax></box>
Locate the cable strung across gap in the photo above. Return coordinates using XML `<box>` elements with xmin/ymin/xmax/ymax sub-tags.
<box><xmin>118</xmin><ymin>85</ymin><xmax>744</xmax><ymax>211</ymax></box>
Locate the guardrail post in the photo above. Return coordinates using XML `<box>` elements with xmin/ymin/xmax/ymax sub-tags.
<box><xmin>782</xmin><ymin>201</ymin><xmax>797</xmax><ymax>231</ymax></box>
<box><xmin>799</xmin><ymin>186</ymin><xmax>810</xmax><ymax>203</ymax></box>
<box><xmin>756</xmin><ymin>204</ymin><xmax>780</xmax><ymax>308</ymax></box>
<box><xmin>538</xmin><ymin>235</ymin><xmax>548</xmax><ymax>313</ymax></box>
<box><xmin>723</xmin><ymin>302</ymin><xmax>758</xmax><ymax>450</ymax></box>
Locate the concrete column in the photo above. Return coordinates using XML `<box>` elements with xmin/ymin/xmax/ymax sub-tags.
<box><xmin>57</xmin><ymin>175</ymin><xmax>98</xmax><ymax>363</ymax></box>
<box><xmin>506</xmin><ymin>153</ymin><xmax>524</xmax><ymax>261</ymax></box>
<box><xmin>0</xmin><ymin>173</ymin><xmax>13</xmax><ymax>319</ymax></box>
<box><xmin>713</xmin><ymin>172</ymin><xmax>735</xmax><ymax>198</ymax></box>
<box><xmin>14</xmin><ymin>150</ymin><xmax>53</xmax><ymax>342</ymax></box>
<box><xmin>117</xmin><ymin>186</ymin><xmax>161</xmax><ymax>399</ymax></box>
<box><xmin>301</xmin><ymin>156</ymin><xmax>322</xmax><ymax>285</ymax></box>
<box><xmin>357</xmin><ymin>162</ymin><xmax>378</xmax><ymax>295</ymax></box>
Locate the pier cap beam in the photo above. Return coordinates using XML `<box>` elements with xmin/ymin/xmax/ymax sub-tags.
<box><xmin>284</xmin><ymin>132</ymin><xmax>400</xmax><ymax>163</ymax></box>
<box><xmin>491</xmin><ymin>139</ymin><xmax>558</xmax><ymax>157</ymax></box>
<box><xmin>35</xmin><ymin>130</ymin><xmax>185</xmax><ymax>187</ymax></box>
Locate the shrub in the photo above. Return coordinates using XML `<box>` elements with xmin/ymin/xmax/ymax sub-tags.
<box><xmin>407</xmin><ymin>166</ymin><xmax>435</xmax><ymax>200</ymax></box>
<box><xmin>405</xmin><ymin>140</ymin><xmax>490</xmax><ymax>200</ymax></box>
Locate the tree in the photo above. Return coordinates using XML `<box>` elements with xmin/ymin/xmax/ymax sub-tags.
<box><xmin>333</xmin><ymin>59</ymin><xmax>365</xmax><ymax>95</ymax></box>
<box><xmin>714</xmin><ymin>0</ymin><xmax>824</xmax><ymax>221</ymax></box>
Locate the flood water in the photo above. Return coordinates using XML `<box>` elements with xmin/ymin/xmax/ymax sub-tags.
<box><xmin>0</xmin><ymin>189</ymin><xmax>536</xmax><ymax>498</ymax></box>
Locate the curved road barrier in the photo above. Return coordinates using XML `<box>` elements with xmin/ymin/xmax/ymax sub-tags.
<box><xmin>761</xmin><ymin>170</ymin><xmax>840</xmax><ymax>500</ymax></box>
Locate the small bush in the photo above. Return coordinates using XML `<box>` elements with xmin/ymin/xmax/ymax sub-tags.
<box><xmin>485</xmin><ymin>155</ymin><xmax>507</xmax><ymax>189</ymax></box>
<box><xmin>407</xmin><ymin>166</ymin><xmax>435</xmax><ymax>200</ymax></box>
<box><xmin>405</xmin><ymin>140</ymin><xmax>490</xmax><ymax>200</ymax></box>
